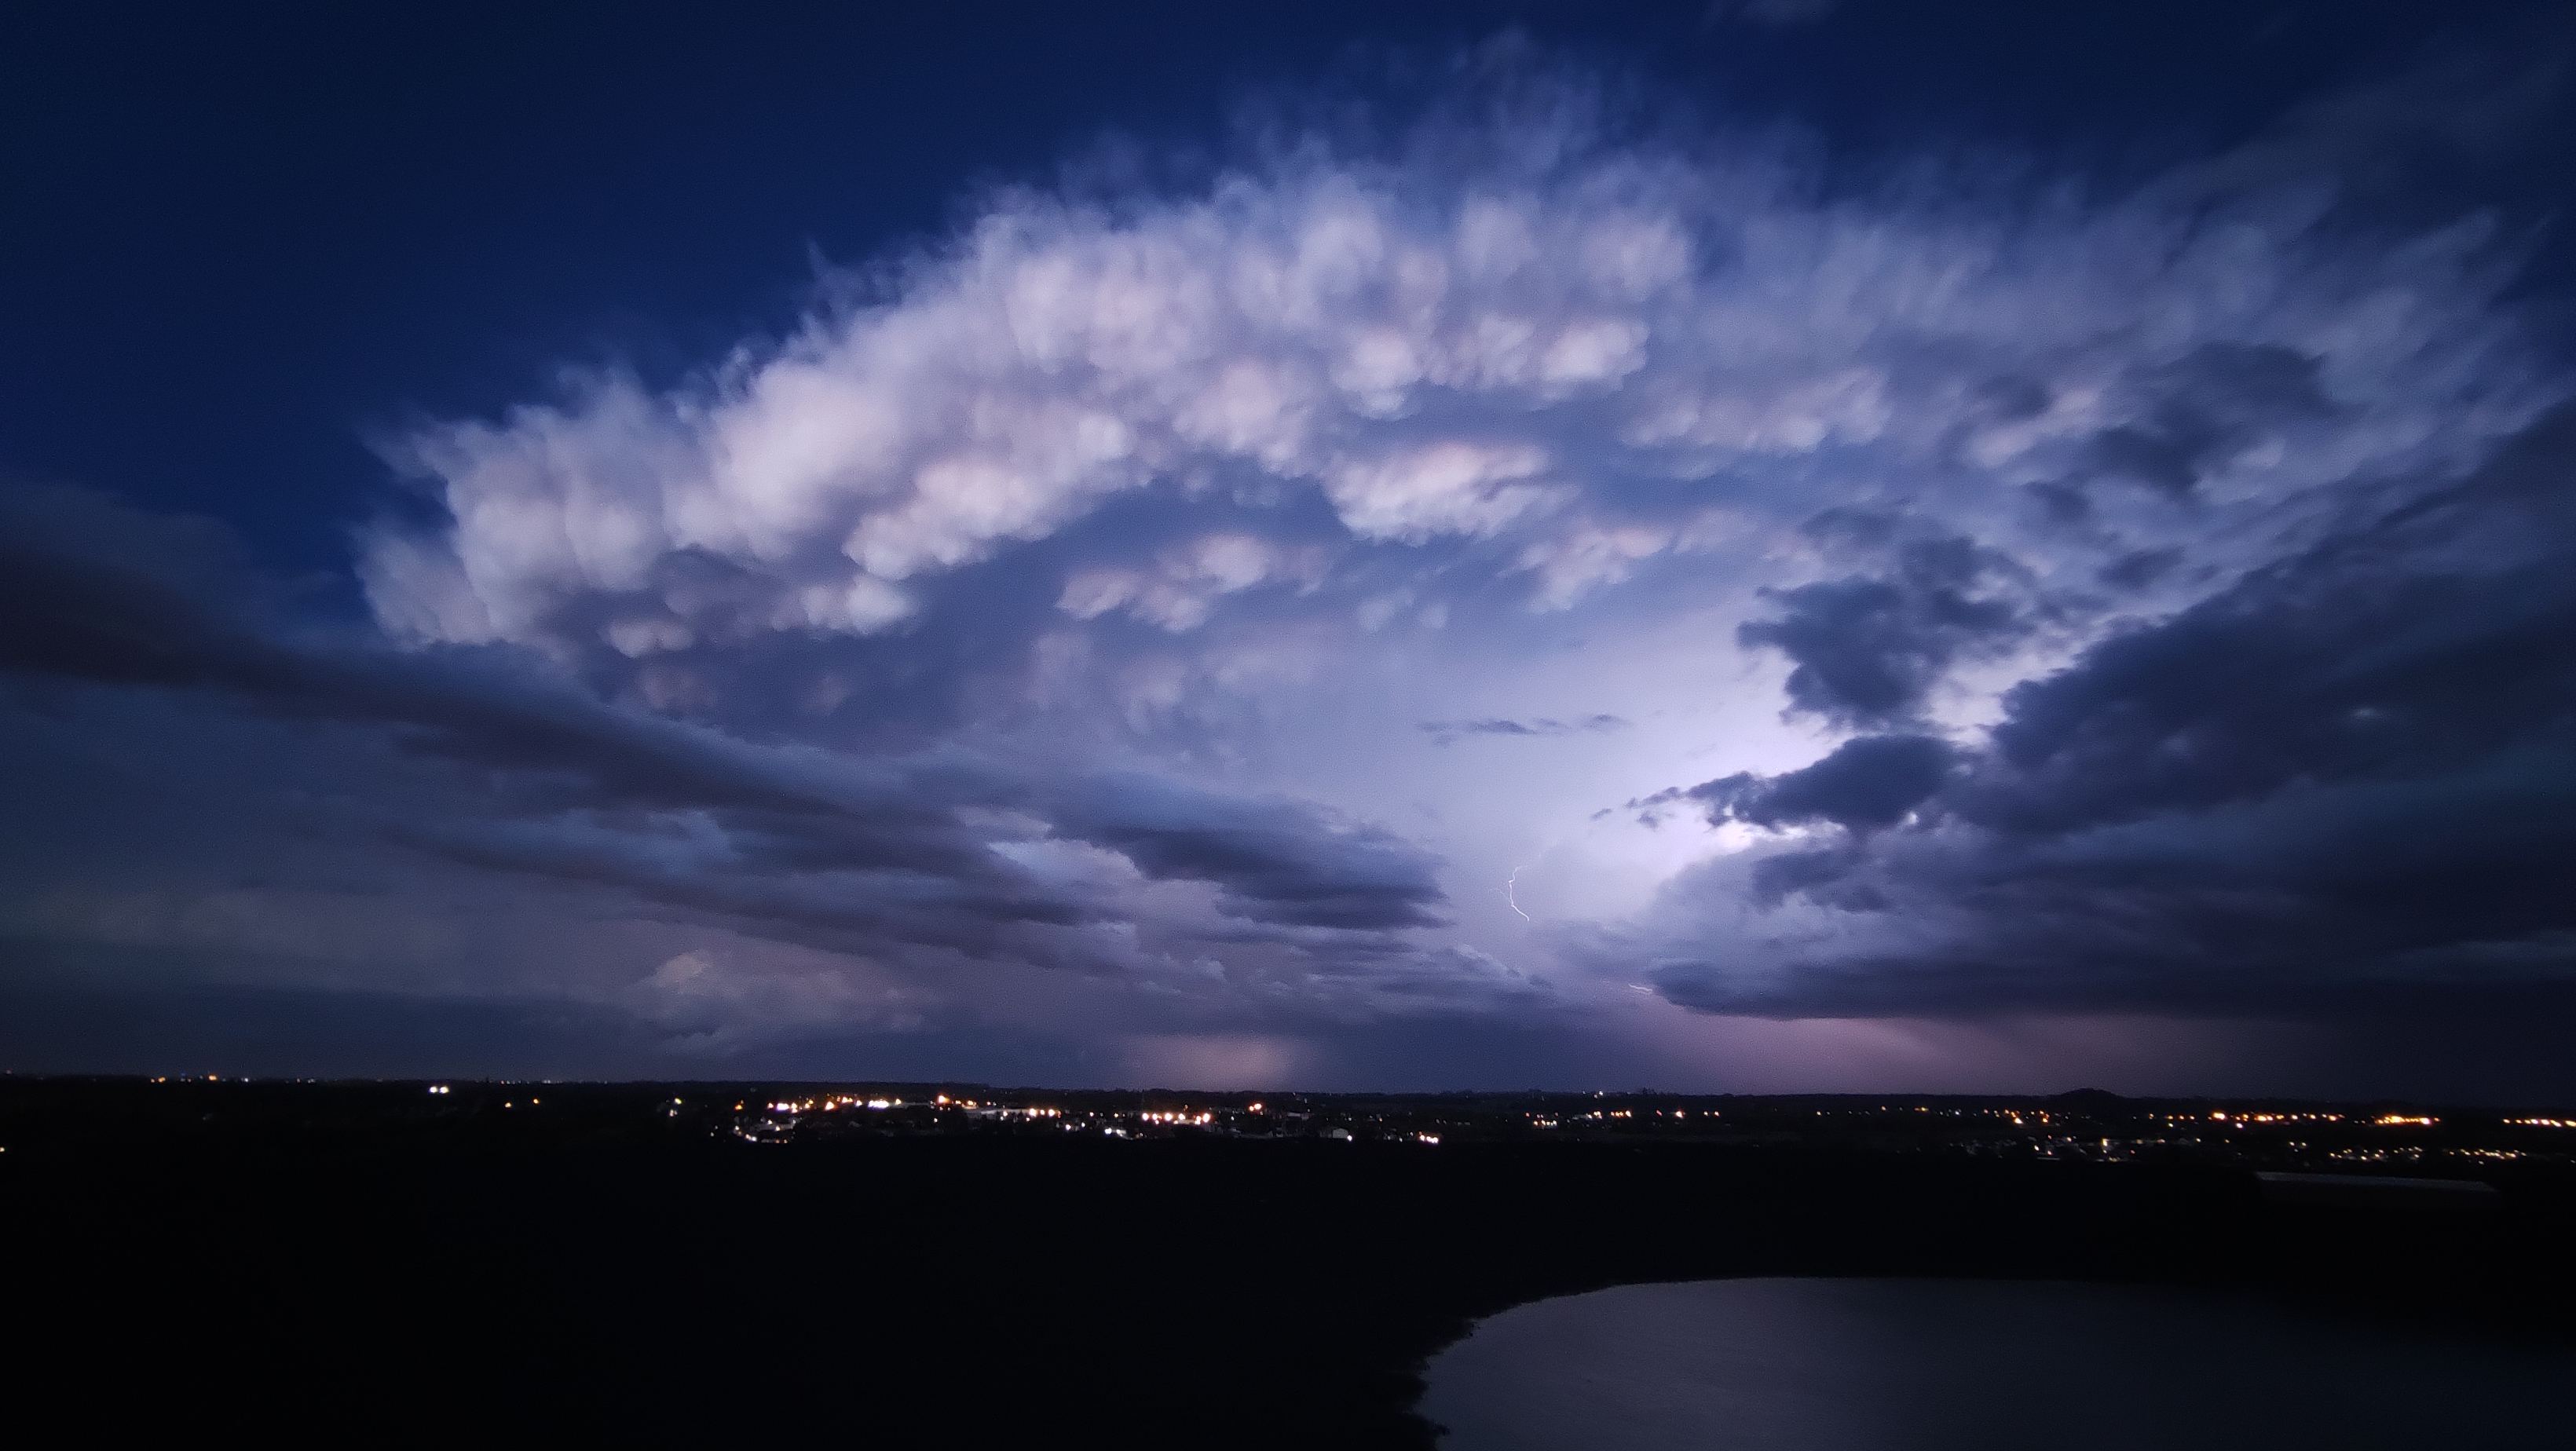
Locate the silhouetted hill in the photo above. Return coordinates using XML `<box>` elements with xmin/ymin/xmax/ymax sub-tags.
<box><xmin>4</xmin><ymin>1083</ymin><xmax>2567</xmax><ymax>1446</ymax></box>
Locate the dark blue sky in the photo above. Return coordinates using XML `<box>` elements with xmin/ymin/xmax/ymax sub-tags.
<box><xmin>6</xmin><ymin>2</ymin><xmax>2574</xmax><ymax>1096</ymax></box>
<box><xmin>13</xmin><ymin>2</ymin><xmax>2549</xmax><ymax>570</ymax></box>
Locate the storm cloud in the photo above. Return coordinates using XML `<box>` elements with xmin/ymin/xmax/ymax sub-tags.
<box><xmin>8</xmin><ymin>32</ymin><xmax>2575</xmax><ymax>1094</ymax></box>
<box><xmin>0</xmin><ymin>488</ymin><xmax>1463</xmax><ymax>1025</ymax></box>
<box><xmin>1618</xmin><ymin>404</ymin><xmax>2576</xmax><ymax>1021</ymax></box>
<box><xmin>1651</xmin><ymin>733</ymin><xmax>1957</xmax><ymax>834</ymax></box>
<box><xmin>1735</xmin><ymin>538</ymin><xmax>2027</xmax><ymax>728</ymax></box>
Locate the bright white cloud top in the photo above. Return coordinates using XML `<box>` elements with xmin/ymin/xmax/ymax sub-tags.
<box><xmin>364</xmin><ymin>86</ymin><xmax>2545</xmax><ymax>666</ymax></box>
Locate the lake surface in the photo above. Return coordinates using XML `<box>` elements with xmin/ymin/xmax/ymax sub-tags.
<box><xmin>1418</xmin><ymin>1277</ymin><xmax>2568</xmax><ymax>1449</ymax></box>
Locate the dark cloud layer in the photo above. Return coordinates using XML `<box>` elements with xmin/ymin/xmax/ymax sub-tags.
<box><xmin>1736</xmin><ymin>538</ymin><xmax>2026</xmax><ymax>728</ymax></box>
<box><xmin>2076</xmin><ymin>343</ymin><xmax>2339</xmax><ymax>502</ymax></box>
<box><xmin>0</xmin><ymin>491</ymin><xmax>1453</xmax><ymax>981</ymax></box>
<box><xmin>1652</xmin><ymin>733</ymin><xmax>1956</xmax><ymax>835</ymax></box>
<box><xmin>1630</xmin><ymin>406</ymin><xmax>2576</xmax><ymax>1024</ymax></box>
<box><xmin>1048</xmin><ymin>777</ymin><xmax>1449</xmax><ymax>930</ymax></box>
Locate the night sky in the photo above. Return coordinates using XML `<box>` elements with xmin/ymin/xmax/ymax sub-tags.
<box><xmin>7</xmin><ymin>2</ymin><xmax>2574</xmax><ymax>1098</ymax></box>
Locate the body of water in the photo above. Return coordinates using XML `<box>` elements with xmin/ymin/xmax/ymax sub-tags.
<box><xmin>1418</xmin><ymin>1277</ymin><xmax>2567</xmax><ymax>1449</ymax></box>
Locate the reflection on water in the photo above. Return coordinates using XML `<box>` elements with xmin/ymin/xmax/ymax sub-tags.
<box><xmin>1419</xmin><ymin>1278</ymin><xmax>2567</xmax><ymax>1449</ymax></box>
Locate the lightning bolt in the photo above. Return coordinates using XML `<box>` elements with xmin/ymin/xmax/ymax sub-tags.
<box><xmin>1505</xmin><ymin>863</ymin><xmax>1532</xmax><ymax>922</ymax></box>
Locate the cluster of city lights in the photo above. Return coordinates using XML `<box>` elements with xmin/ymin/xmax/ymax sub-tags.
<box><xmin>746</xmin><ymin>1095</ymin><xmax>1096</xmax><ymax>1119</ymax></box>
<box><xmin>765</xmin><ymin>1095</ymin><xmax>914</xmax><ymax>1113</ymax></box>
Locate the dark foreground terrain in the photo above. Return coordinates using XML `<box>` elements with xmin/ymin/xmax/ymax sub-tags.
<box><xmin>5</xmin><ymin>1080</ymin><xmax>2568</xmax><ymax>1446</ymax></box>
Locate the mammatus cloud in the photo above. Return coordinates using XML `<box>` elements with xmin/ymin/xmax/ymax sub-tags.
<box><xmin>1059</xmin><ymin>534</ymin><xmax>1330</xmax><ymax>632</ymax></box>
